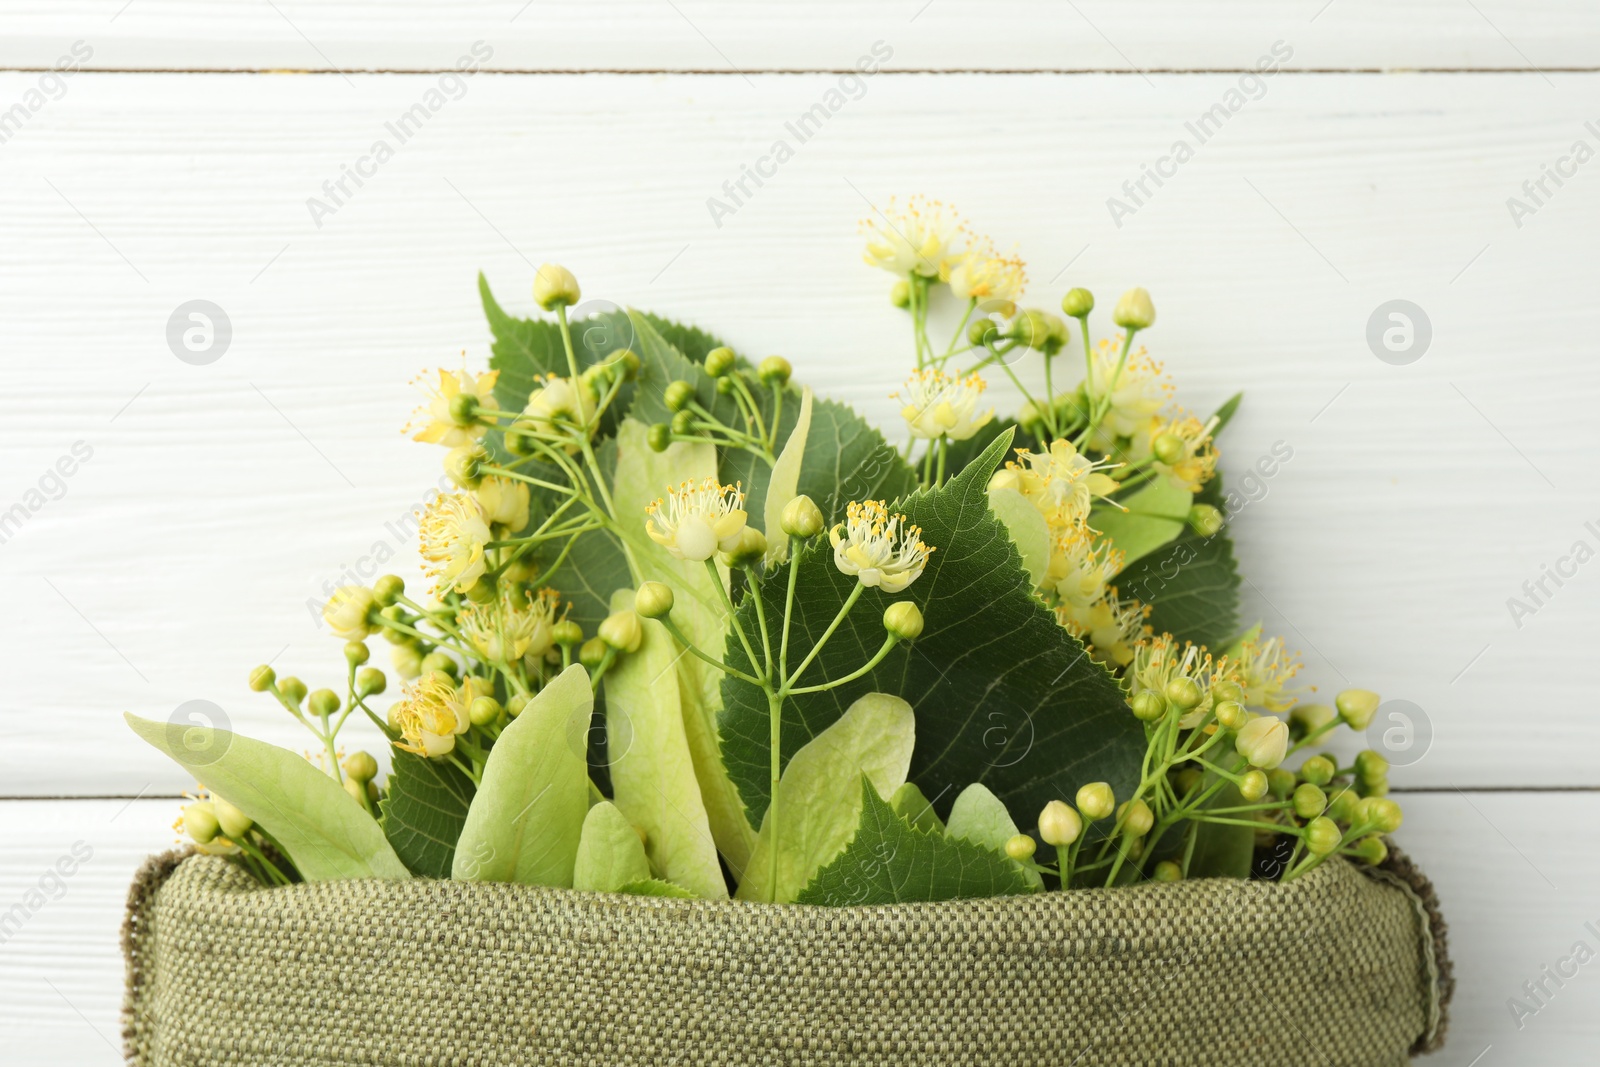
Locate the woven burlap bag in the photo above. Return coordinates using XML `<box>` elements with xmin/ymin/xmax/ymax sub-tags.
<box><xmin>123</xmin><ymin>849</ymin><xmax>1449</xmax><ymax>1066</ymax></box>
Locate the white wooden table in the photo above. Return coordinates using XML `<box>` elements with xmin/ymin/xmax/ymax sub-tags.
<box><xmin>2</xmin><ymin>3</ymin><xmax>1597</xmax><ymax>1062</ymax></box>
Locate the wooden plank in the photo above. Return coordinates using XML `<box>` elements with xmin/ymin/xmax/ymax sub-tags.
<box><xmin>0</xmin><ymin>793</ymin><xmax>1593</xmax><ymax>1062</ymax></box>
<box><xmin>0</xmin><ymin>70</ymin><xmax>1595</xmax><ymax>792</ymax></box>
<box><xmin>2</xmin><ymin>2</ymin><xmax>1600</xmax><ymax>73</ymax></box>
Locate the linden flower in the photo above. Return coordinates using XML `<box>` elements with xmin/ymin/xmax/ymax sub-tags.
<box><xmin>475</xmin><ymin>475</ymin><xmax>530</xmax><ymax>530</ymax></box>
<box><xmin>459</xmin><ymin>587</ymin><xmax>563</xmax><ymax>664</ymax></box>
<box><xmin>525</xmin><ymin>374</ymin><xmax>596</xmax><ymax>431</ymax></box>
<box><xmin>419</xmin><ymin>494</ymin><xmax>493</xmax><ymax>594</ymax></box>
<box><xmin>1084</xmin><ymin>340</ymin><xmax>1172</xmax><ymax>446</ymax></box>
<box><xmin>407</xmin><ymin>368</ymin><xmax>500</xmax><ymax>448</ymax></box>
<box><xmin>861</xmin><ymin>195</ymin><xmax>970</xmax><ymax>279</ymax></box>
<box><xmin>322</xmin><ymin>585</ymin><xmax>376</xmax><ymax>642</ymax></box>
<box><xmin>894</xmin><ymin>370</ymin><xmax>995</xmax><ymax>442</ymax></box>
<box><xmin>1048</xmin><ymin>527</ymin><xmax>1123</xmax><ymax>611</ymax></box>
<box><xmin>392</xmin><ymin>672</ymin><xmax>471</xmax><ymax>758</ymax></box>
<box><xmin>1150</xmin><ymin>414</ymin><xmax>1219</xmax><ymax>493</ymax></box>
<box><xmin>992</xmin><ymin>439</ymin><xmax>1121</xmax><ymax>530</ymax></box>
<box><xmin>1064</xmin><ymin>591</ymin><xmax>1149</xmax><ymax>668</ymax></box>
<box><xmin>1125</xmin><ymin>635</ymin><xmax>1219</xmax><ymax>726</ymax></box>
<box><xmin>646</xmin><ymin>479</ymin><xmax>748</xmax><ymax>562</ymax></box>
<box><xmin>948</xmin><ymin>250</ymin><xmax>1026</xmax><ymax>303</ymax></box>
<box><xmin>830</xmin><ymin>499</ymin><xmax>933</xmax><ymax>593</ymax></box>
<box><xmin>1234</xmin><ymin>635</ymin><xmax>1304</xmax><ymax>713</ymax></box>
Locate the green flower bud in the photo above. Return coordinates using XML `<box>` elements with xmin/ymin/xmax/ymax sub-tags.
<box><xmin>419</xmin><ymin>652</ymin><xmax>458</xmax><ymax>678</ymax></box>
<box><xmin>1326</xmin><ymin>785</ymin><xmax>1358</xmax><ymax>823</ymax></box>
<box><xmin>1013</xmin><ymin>309</ymin><xmax>1055</xmax><ymax>351</ymax></box>
<box><xmin>533</xmin><ymin>262</ymin><xmax>580</xmax><ymax>310</ymax></box>
<box><xmin>758</xmin><ymin>355</ymin><xmax>792</xmax><ymax>386</ymax></box>
<box><xmin>1292</xmin><ymin>783</ymin><xmax>1327</xmax><ymax>820</ymax></box>
<box><xmin>1003</xmin><ymin>833</ymin><xmax>1037</xmax><ymax>862</ymax></box>
<box><xmin>278</xmin><ymin>676</ymin><xmax>307</xmax><ymax>706</ymax></box>
<box><xmin>1355</xmin><ymin>749</ymin><xmax>1389</xmax><ymax>784</ymax></box>
<box><xmin>599</xmin><ymin>610</ymin><xmax>642</xmax><ymax>653</ymax></box>
<box><xmin>664</xmin><ymin>380</ymin><xmax>695</xmax><ymax>413</ymax></box>
<box><xmin>704</xmin><ymin>346</ymin><xmax>736</xmax><ymax>378</ymax></box>
<box><xmin>1351</xmin><ymin>834</ymin><xmax>1388</xmax><ymax>866</ymax></box>
<box><xmin>1187</xmin><ymin>504</ymin><xmax>1223</xmax><ymax>538</ymax></box>
<box><xmin>506</xmin><ymin>692</ymin><xmax>531</xmax><ymax>719</ymax></box>
<box><xmin>1165</xmin><ymin>677</ymin><xmax>1203</xmax><ymax>711</ymax></box>
<box><xmin>1152</xmin><ymin>433</ymin><xmax>1185</xmax><ymax>466</ymax></box>
<box><xmin>634</xmin><ymin>581</ymin><xmax>675</xmax><ymax>620</ymax></box>
<box><xmin>890</xmin><ymin>280</ymin><xmax>911</xmax><ymax>308</ymax></box>
<box><xmin>968</xmin><ymin>317</ymin><xmax>999</xmax><ymax>347</ymax></box>
<box><xmin>780</xmin><ymin>495</ymin><xmax>825</xmax><ymax>539</ymax></box>
<box><xmin>579</xmin><ymin>637</ymin><xmax>608</xmax><ymax>670</ymax></box>
<box><xmin>609</xmin><ymin>348</ymin><xmax>641</xmax><ymax>381</ymax></box>
<box><xmin>670</xmin><ymin>409</ymin><xmax>696</xmax><ymax>436</ymax></box>
<box><xmin>1213</xmin><ymin>699</ymin><xmax>1247</xmax><ymax>731</ymax></box>
<box><xmin>1153</xmin><ymin>860</ymin><xmax>1182</xmax><ymax>883</ymax></box>
<box><xmin>343</xmin><ymin>751</ymin><xmax>379</xmax><ymax>782</ymax></box>
<box><xmin>1304</xmin><ymin>816</ymin><xmax>1342</xmax><ymax>856</ymax></box>
<box><xmin>647</xmin><ymin>423</ymin><xmax>672</xmax><ymax>452</ymax></box>
<box><xmin>1359</xmin><ymin>777</ymin><xmax>1389</xmax><ymax>798</ymax></box>
<box><xmin>1238</xmin><ymin>769</ymin><xmax>1269</xmax><ymax>802</ymax></box>
<box><xmin>1038</xmin><ymin>800</ymin><xmax>1082</xmax><ymax>847</ymax></box>
<box><xmin>1060</xmin><ymin>287</ymin><xmax>1094</xmax><ymax>319</ymax></box>
<box><xmin>1118</xmin><ymin>798</ymin><xmax>1154</xmax><ymax>838</ymax></box>
<box><xmin>1112</xmin><ymin>287</ymin><xmax>1155</xmax><ymax>331</ymax></box>
<box><xmin>308</xmin><ymin>689</ymin><xmax>340</xmax><ymax>718</ymax></box>
<box><xmin>447</xmin><ymin>390</ymin><xmax>480</xmax><ymax>427</ymax></box>
<box><xmin>391</xmin><ymin>644</ymin><xmax>423</xmax><ymax>680</ymax></box>
<box><xmin>1299</xmin><ymin>754</ymin><xmax>1336</xmax><ymax>787</ymax></box>
<box><xmin>715</xmin><ymin>376</ymin><xmax>737</xmax><ymax>396</ymax></box>
<box><xmin>248</xmin><ymin>665</ymin><xmax>276</xmax><ymax>692</ymax></box>
<box><xmin>443</xmin><ymin>443</ymin><xmax>487</xmax><ymax>489</ymax></box>
<box><xmin>1129</xmin><ymin>690</ymin><xmax>1166</xmax><ymax>722</ymax></box>
<box><xmin>1175</xmin><ymin>767</ymin><xmax>1203</xmax><ymax>796</ymax></box>
<box><xmin>1236</xmin><ymin>716</ymin><xmax>1290</xmax><ymax>770</ymax></box>
<box><xmin>883</xmin><ymin>601</ymin><xmax>925</xmax><ymax>642</ymax></box>
<box><xmin>720</xmin><ymin>526</ymin><xmax>768</xmax><ymax>568</ymax></box>
<box><xmin>182</xmin><ymin>801</ymin><xmax>220</xmax><ymax>844</ymax></box>
<box><xmin>469</xmin><ymin>696</ymin><xmax>503</xmax><ymax>727</ymax></box>
<box><xmin>1357</xmin><ymin>797</ymin><xmax>1403</xmax><ymax>834</ymax></box>
<box><xmin>1267</xmin><ymin>768</ymin><xmax>1296</xmax><ymax>799</ymax></box>
<box><xmin>378</xmin><ymin>607</ymin><xmax>410</xmax><ymax>645</ymax></box>
<box><xmin>1076</xmin><ymin>782</ymin><xmax>1116</xmax><ymax>820</ymax></box>
<box><xmin>356</xmin><ymin>667</ymin><xmax>386</xmax><ymax>697</ymax></box>
<box><xmin>552</xmin><ymin>620</ymin><xmax>584</xmax><ymax>647</ymax></box>
<box><xmin>1211</xmin><ymin>679</ymin><xmax>1245</xmax><ymax>704</ymax></box>
<box><xmin>1289</xmin><ymin>703</ymin><xmax>1335</xmax><ymax>738</ymax></box>
<box><xmin>344</xmin><ymin>641</ymin><xmax>369</xmax><ymax>667</ymax></box>
<box><xmin>212</xmin><ymin>795</ymin><xmax>252</xmax><ymax>839</ymax></box>
<box><xmin>1336</xmin><ymin>688</ymin><xmax>1381</xmax><ymax>731</ymax></box>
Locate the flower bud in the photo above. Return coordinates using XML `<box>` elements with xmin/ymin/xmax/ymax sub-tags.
<box><xmin>1003</xmin><ymin>833</ymin><xmax>1037</xmax><ymax>862</ymax></box>
<box><xmin>352</xmin><ymin>665</ymin><xmax>384</xmax><ymax>698</ymax></box>
<box><xmin>1351</xmin><ymin>834</ymin><xmax>1388</xmax><ymax>866</ymax></box>
<box><xmin>278</xmin><ymin>676</ymin><xmax>307</xmax><ymax>706</ymax></box>
<box><xmin>307</xmin><ymin>689</ymin><xmax>340</xmax><ymax>718</ymax></box>
<box><xmin>1326</xmin><ymin>785</ymin><xmax>1358</xmax><ymax>822</ymax></box>
<box><xmin>1152</xmin><ymin>860</ymin><xmax>1182</xmax><ymax>883</ymax></box>
<box><xmin>1304</xmin><ymin>816</ymin><xmax>1342</xmax><ymax>856</ymax></box>
<box><xmin>704</xmin><ymin>346</ymin><xmax>736</xmax><ymax>378</ymax></box>
<box><xmin>720</xmin><ymin>526</ymin><xmax>768</xmax><ymax>568</ymax></box>
<box><xmin>533</xmin><ymin>262</ymin><xmax>580</xmax><ymax>310</ymax></box>
<box><xmin>1013</xmin><ymin>309</ymin><xmax>1055</xmax><ymax>351</ymax></box>
<box><xmin>552</xmin><ymin>620</ymin><xmax>584</xmax><ymax>647</ymax></box>
<box><xmin>322</xmin><ymin>585</ymin><xmax>377</xmax><ymax>642</ymax></box>
<box><xmin>889</xmin><ymin>279</ymin><xmax>912</xmax><ymax>309</ymax></box>
<box><xmin>1165</xmin><ymin>677</ymin><xmax>1203</xmax><ymax>711</ymax></box>
<box><xmin>420</xmin><ymin>652</ymin><xmax>458</xmax><ymax>678</ymax></box>
<box><xmin>1335</xmin><ymin>688</ymin><xmax>1381</xmax><ymax>731</ymax></box>
<box><xmin>1152</xmin><ymin>433</ymin><xmax>1186</xmax><ymax>466</ymax></box>
<box><xmin>1118</xmin><ymin>798</ymin><xmax>1154</xmax><ymax>838</ymax></box>
<box><xmin>883</xmin><ymin>601</ymin><xmax>925</xmax><ymax>641</ymax></box>
<box><xmin>758</xmin><ymin>356</ymin><xmax>792</xmax><ymax>386</ymax></box>
<box><xmin>1235</xmin><ymin>716</ymin><xmax>1289</xmax><ymax>769</ymax></box>
<box><xmin>344</xmin><ymin>777</ymin><xmax>368</xmax><ymax>804</ymax></box>
<box><xmin>506</xmin><ymin>692</ymin><xmax>531</xmax><ymax>719</ymax></box>
<box><xmin>1267</xmin><ymin>768</ymin><xmax>1296</xmax><ymax>799</ymax></box>
<box><xmin>1238</xmin><ymin>769</ymin><xmax>1269</xmax><ymax>802</ymax></box>
<box><xmin>634</xmin><ymin>581</ymin><xmax>675</xmax><ymax>620</ymax></box>
<box><xmin>968</xmin><ymin>317</ymin><xmax>999</xmax><ymax>347</ymax></box>
<box><xmin>647</xmin><ymin>423</ymin><xmax>672</xmax><ymax>452</ymax></box>
<box><xmin>447</xmin><ymin>391</ymin><xmax>480</xmax><ymax>426</ymax></box>
<box><xmin>1355</xmin><ymin>749</ymin><xmax>1389</xmax><ymax>784</ymax></box>
<box><xmin>1359</xmin><ymin>778</ymin><xmax>1389</xmax><ymax>798</ymax></box>
<box><xmin>1076</xmin><ymin>782</ymin><xmax>1116</xmax><ymax>820</ymax></box>
<box><xmin>1299</xmin><ymin>754</ymin><xmax>1336</xmax><ymax>786</ymax></box>
<box><xmin>391</xmin><ymin>644</ymin><xmax>423</xmax><ymax>680</ymax></box>
<box><xmin>1292</xmin><ymin>783</ymin><xmax>1327</xmax><ymax>820</ymax></box>
<box><xmin>579</xmin><ymin>637</ymin><xmax>608</xmax><ymax>670</ymax></box>
<box><xmin>344</xmin><ymin>641</ymin><xmax>369</xmax><ymax>667</ymax></box>
<box><xmin>1212</xmin><ymin>679</ymin><xmax>1244</xmax><ymax>704</ymax></box>
<box><xmin>716</xmin><ymin>376</ymin><xmax>737</xmax><ymax>396</ymax></box>
<box><xmin>1289</xmin><ymin>702</ymin><xmax>1335</xmax><ymax>738</ymax></box>
<box><xmin>1129</xmin><ymin>690</ymin><xmax>1166</xmax><ymax>722</ymax></box>
<box><xmin>610</xmin><ymin>348</ymin><xmax>641</xmax><ymax>381</ymax></box>
<box><xmin>1060</xmin><ymin>287</ymin><xmax>1095</xmax><ymax>319</ymax></box>
<box><xmin>373</xmin><ymin>574</ymin><xmax>405</xmax><ymax>607</ymax></box>
<box><xmin>664</xmin><ymin>380</ymin><xmax>695</xmax><ymax>413</ymax></box>
<box><xmin>1112</xmin><ymin>287</ymin><xmax>1155</xmax><ymax>331</ymax></box>
<box><xmin>1213</xmin><ymin>699</ymin><xmax>1247</xmax><ymax>731</ymax></box>
<box><xmin>670</xmin><ymin>409</ymin><xmax>696</xmax><ymax>436</ymax></box>
<box><xmin>444</xmin><ymin>443</ymin><xmax>487</xmax><ymax>489</ymax></box>
<box><xmin>599</xmin><ymin>610</ymin><xmax>642</xmax><ymax>653</ymax></box>
<box><xmin>469</xmin><ymin>696</ymin><xmax>503</xmax><ymax>727</ymax></box>
<box><xmin>1038</xmin><ymin>800</ymin><xmax>1082</xmax><ymax>847</ymax></box>
<box><xmin>1187</xmin><ymin>504</ymin><xmax>1223</xmax><ymax>538</ymax></box>
<box><xmin>343</xmin><ymin>751</ymin><xmax>379</xmax><ymax>782</ymax></box>
<box><xmin>248</xmin><ymin>665</ymin><xmax>276</xmax><ymax>692</ymax></box>
<box><xmin>212</xmin><ymin>795</ymin><xmax>252</xmax><ymax>839</ymax></box>
<box><xmin>781</xmin><ymin>495</ymin><xmax>825</xmax><ymax>539</ymax></box>
<box><xmin>1357</xmin><ymin>797</ymin><xmax>1403</xmax><ymax>834</ymax></box>
<box><xmin>182</xmin><ymin>801</ymin><xmax>220</xmax><ymax>844</ymax></box>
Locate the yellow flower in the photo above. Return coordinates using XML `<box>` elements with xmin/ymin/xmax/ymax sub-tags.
<box><xmin>894</xmin><ymin>370</ymin><xmax>995</xmax><ymax>442</ymax></box>
<box><xmin>993</xmin><ymin>439</ymin><xmax>1121</xmax><ymax>530</ymax></box>
<box><xmin>419</xmin><ymin>494</ymin><xmax>492</xmax><ymax>594</ymax></box>
<box><xmin>1084</xmin><ymin>340</ymin><xmax>1171</xmax><ymax>446</ymax></box>
<box><xmin>1124</xmin><ymin>635</ymin><xmax>1220</xmax><ymax>725</ymax></box>
<box><xmin>474</xmin><ymin>476</ymin><xmax>530</xmax><ymax>530</ymax></box>
<box><xmin>1048</xmin><ymin>526</ymin><xmax>1123</xmax><ymax>610</ymax></box>
<box><xmin>459</xmin><ymin>586</ymin><xmax>564</xmax><ymax>664</ymax></box>
<box><xmin>392</xmin><ymin>671</ymin><xmax>471</xmax><ymax>758</ymax></box>
<box><xmin>322</xmin><ymin>585</ymin><xmax>376</xmax><ymax>642</ymax></box>
<box><xmin>860</xmin><ymin>195</ymin><xmax>970</xmax><ymax>279</ymax></box>
<box><xmin>948</xmin><ymin>250</ymin><xmax>1026</xmax><ymax>303</ymax></box>
<box><xmin>645</xmin><ymin>479</ymin><xmax>748</xmax><ymax>562</ymax></box>
<box><xmin>829</xmin><ymin>499</ymin><xmax>933</xmax><ymax>593</ymax></box>
<box><xmin>1233</xmin><ymin>635</ymin><xmax>1304</xmax><ymax>713</ymax></box>
<box><xmin>1149</xmin><ymin>414</ymin><xmax>1219</xmax><ymax>493</ymax></box>
<box><xmin>407</xmin><ymin>368</ymin><xmax>500</xmax><ymax>447</ymax></box>
<box><xmin>524</xmin><ymin>374</ymin><xmax>596</xmax><ymax>434</ymax></box>
<box><xmin>1062</xmin><ymin>590</ymin><xmax>1149</xmax><ymax>668</ymax></box>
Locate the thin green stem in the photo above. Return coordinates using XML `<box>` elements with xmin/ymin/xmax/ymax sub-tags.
<box><xmin>657</xmin><ymin>616</ymin><xmax>763</xmax><ymax>686</ymax></box>
<box><xmin>783</xmin><ymin>583</ymin><xmax>865</xmax><ymax>691</ymax></box>
<box><xmin>787</xmin><ymin>634</ymin><xmax>898</xmax><ymax>695</ymax></box>
<box><xmin>705</xmin><ymin>559</ymin><xmax>764</xmax><ymax>681</ymax></box>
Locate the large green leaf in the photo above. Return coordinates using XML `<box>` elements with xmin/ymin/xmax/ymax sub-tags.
<box><xmin>719</xmin><ymin>429</ymin><xmax>1145</xmax><ymax>830</ymax></box>
<box><xmin>795</xmin><ymin>779</ymin><xmax>1031</xmax><ymax>906</ymax></box>
<box><xmin>451</xmin><ymin>664</ymin><xmax>591</xmax><ymax>885</ymax></box>
<box><xmin>945</xmin><ymin>781</ymin><xmax>1043</xmax><ymax>891</ymax></box>
<box><xmin>573</xmin><ymin>801</ymin><xmax>652</xmax><ymax>893</ymax></box>
<box><xmin>379</xmin><ymin>747</ymin><xmax>474</xmax><ymax>879</ymax></box>
<box><xmin>735</xmin><ymin>692</ymin><xmax>915</xmax><ymax>904</ymax></box>
<box><xmin>125</xmin><ymin>713</ymin><xmax>409</xmax><ymax>881</ymax></box>
<box><xmin>1114</xmin><ymin>478</ymin><xmax>1241</xmax><ymax>651</ymax></box>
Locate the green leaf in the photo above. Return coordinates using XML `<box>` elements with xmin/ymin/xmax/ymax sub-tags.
<box><xmin>1114</xmin><ymin>478</ymin><xmax>1241</xmax><ymax>650</ymax></box>
<box><xmin>1094</xmin><ymin>479</ymin><xmax>1192</xmax><ymax>571</ymax></box>
<box><xmin>452</xmin><ymin>664</ymin><xmax>591</xmax><ymax>885</ymax></box>
<box><xmin>735</xmin><ymin>692</ymin><xmax>915</xmax><ymax>904</ymax></box>
<box><xmin>618</xmin><ymin>878</ymin><xmax>698</xmax><ymax>899</ymax></box>
<box><xmin>637</xmin><ymin>312</ymin><xmax>727</xmax><ymax>366</ymax></box>
<box><xmin>945</xmin><ymin>782</ymin><xmax>1043</xmax><ymax>891</ymax></box>
<box><xmin>940</xmin><ymin>417</ymin><xmax>1028</xmax><ymax>484</ymax></box>
<box><xmin>124</xmin><ymin>713</ymin><xmax>409</xmax><ymax>881</ymax></box>
<box><xmin>790</xmin><ymin>397</ymin><xmax>918</xmax><ymax>527</ymax></box>
<box><xmin>1209</xmin><ymin>391</ymin><xmax>1244</xmax><ymax>436</ymax></box>
<box><xmin>602</xmin><ymin>591</ymin><xmax>728</xmax><ymax>900</ymax></box>
<box><xmin>986</xmin><ymin>485</ymin><xmax>1051</xmax><ymax>588</ymax></box>
<box><xmin>795</xmin><ymin>779</ymin><xmax>1031</xmax><ymax>906</ymax></box>
<box><xmin>719</xmin><ymin>428</ymin><xmax>1145</xmax><ymax>833</ymax></box>
<box><xmin>890</xmin><ymin>781</ymin><xmax>945</xmax><ymax>834</ymax></box>
<box><xmin>379</xmin><ymin>747</ymin><xmax>474</xmax><ymax>879</ymax></box>
<box><xmin>1186</xmin><ymin>783</ymin><xmax>1256</xmax><ymax>879</ymax></box>
<box><xmin>762</xmin><ymin>386</ymin><xmax>813</xmax><ymax>563</ymax></box>
<box><xmin>573</xmin><ymin>801</ymin><xmax>652</xmax><ymax>893</ymax></box>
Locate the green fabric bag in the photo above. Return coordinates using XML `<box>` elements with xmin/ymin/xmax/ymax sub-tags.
<box><xmin>123</xmin><ymin>848</ymin><xmax>1450</xmax><ymax>1066</ymax></box>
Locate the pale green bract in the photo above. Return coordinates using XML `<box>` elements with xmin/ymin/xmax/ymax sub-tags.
<box><xmin>763</xmin><ymin>386</ymin><xmax>814</xmax><ymax>564</ymax></box>
<box><xmin>573</xmin><ymin>801</ymin><xmax>652</xmax><ymax>893</ymax></box>
<box><xmin>1091</xmin><ymin>477</ymin><xmax>1192</xmax><ymax>571</ymax></box>
<box><xmin>946</xmin><ymin>782</ymin><xmax>1044</xmax><ymax>891</ymax></box>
